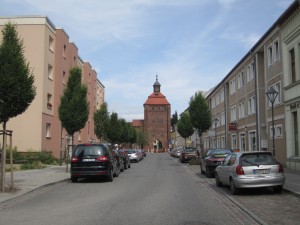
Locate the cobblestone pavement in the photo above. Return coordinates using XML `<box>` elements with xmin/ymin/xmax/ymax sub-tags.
<box><xmin>192</xmin><ymin>170</ymin><xmax>300</xmax><ymax>225</ymax></box>
<box><xmin>183</xmin><ymin>166</ymin><xmax>263</xmax><ymax>225</ymax></box>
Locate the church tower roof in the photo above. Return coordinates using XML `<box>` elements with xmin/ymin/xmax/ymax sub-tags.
<box><xmin>144</xmin><ymin>75</ymin><xmax>170</xmax><ymax>105</ymax></box>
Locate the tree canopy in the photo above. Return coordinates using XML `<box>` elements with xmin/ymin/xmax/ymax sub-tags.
<box><xmin>177</xmin><ymin>112</ymin><xmax>194</xmax><ymax>146</ymax></box>
<box><xmin>0</xmin><ymin>22</ymin><xmax>36</xmax><ymax>125</ymax></box>
<box><xmin>59</xmin><ymin>67</ymin><xmax>89</xmax><ymax>139</ymax></box>
<box><xmin>188</xmin><ymin>91</ymin><xmax>211</xmax><ymax>155</ymax></box>
<box><xmin>94</xmin><ymin>102</ymin><xmax>109</xmax><ymax>142</ymax></box>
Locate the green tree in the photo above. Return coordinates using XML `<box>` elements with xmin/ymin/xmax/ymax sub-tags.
<box><xmin>177</xmin><ymin>112</ymin><xmax>194</xmax><ymax>146</ymax></box>
<box><xmin>171</xmin><ymin>111</ymin><xmax>178</xmax><ymax>132</ymax></box>
<box><xmin>119</xmin><ymin>118</ymin><xmax>127</xmax><ymax>144</ymax></box>
<box><xmin>107</xmin><ymin>112</ymin><xmax>121</xmax><ymax>145</ymax></box>
<box><xmin>188</xmin><ymin>91</ymin><xmax>211</xmax><ymax>156</ymax></box>
<box><xmin>94</xmin><ymin>102</ymin><xmax>109</xmax><ymax>142</ymax></box>
<box><xmin>59</xmin><ymin>67</ymin><xmax>89</xmax><ymax>145</ymax></box>
<box><xmin>0</xmin><ymin>22</ymin><xmax>36</xmax><ymax>191</ymax></box>
<box><xmin>128</xmin><ymin>124</ymin><xmax>137</xmax><ymax>146</ymax></box>
<box><xmin>136</xmin><ymin>129</ymin><xmax>147</xmax><ymax>149</ymax></box>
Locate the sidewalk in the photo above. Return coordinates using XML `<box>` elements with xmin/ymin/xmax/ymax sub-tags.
<box><xmin>0</xmin><ymin>165</ymin><xmax>70</xmax><ymax>203</ymax></box>
<box><xmin>0</xmin><ymin>164</ymin><xmax>299</xmax><ymax>204</ymax></box>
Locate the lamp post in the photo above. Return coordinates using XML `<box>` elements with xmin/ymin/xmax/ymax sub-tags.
<box><xmin>213</xmin><ymin>118</ymin><xmax>219</xmax><ymax>149</ymax></box>
<box><xmin>266</xmin><ymin>87</ymin><xmax>278</xmax><ymax>156</ymax></box>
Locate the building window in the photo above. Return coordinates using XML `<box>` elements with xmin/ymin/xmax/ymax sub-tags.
<box><xmin>220</xmin><ymin>89</ymin><xmax>224</xmax><ymax>103</ymax></box>
<box><xmin>63</xmin><ymin>71</ymin><xmax>66</xmax><ymax>84</ymax></box>
<box><xmin>78</xmin><ymin>131</ymin><xmax>81</xmax><ymax>142</ymax></box>
<box><xmin>248</xmin><ymin>96</ymin><xmax>256</xmax><ymax>115</ymax></box>
<box><xmin>247</xmin><ymin>62</ymin><xmax>254</xmax><ymax>82</ymax></box>
<box><xmin>267</xmin><ymin>44</ymin><xmax>273</xmax><ymax>67</ymax></box>
<box><xmin>47</xmin><ymin>93</ymin><xmax>52</xmax><ymax>109</ymax></box>
<box><xmin>48</xmin><ymin>64</ymin><xmax>53</xmax><ymax>80</ymax></box>
<box><xmin>220</xmin><ymin>112</ymin><xmax>225</xmax><ymax>126</ymax></box>
<box><xmin>46</xmin><ymin>123</ymin><xmax>51</xmax><ymax>138</ymax></box>
<box><xmin>240</xmin><ymin>133</ymin><xmax>246</xmax><ymax>152</ymax></box>
<box><xmin>237</xmin><ymin>72</ymin><xmax>244</xmax><ymax>89</ymax></box>
<box><xmin>63</xmin><ymin>44</ymin><xmax>66</xmax><ymax>58</ymax></box>
<box><xmin>221</xmin><ymin>136</ymin><xmax>225</xmax><ymax>148</ymax></box>
<box><xmin>249</xmin><ymin>131</ymin><xmax>257</xmax><ymax>151</ymax></box>
<box><xmin>49</xmin><ymin>36</ymin><xmax>54</xmax><ymax>52</ymax></box>
<box><xmin>274</xmin><ymin>40</ymin><xmax>280</xmax><ymax>63</ymax></box>
<box><xmin>229</xmin><ymin>78</ymin><xmax>235</xmax><ymax>95</ymax></box>
<box><xmin>212</xmin><ymin>97</ymin><xmax>216</xmax><ymax>109</ymax></box>
<box><xmin>290</xmin><ymin>48</ymin><xmax>296</xmax><ymax>83</ymax></box>
<box><xmin>276</xmin><ymin>124</ymin><xmax>283</xmax><ymax>138</ymax></box>
<box><xmin>216</xmin><ymin>93</ymin><xmax>220</xmax><ymax>105</ymax></box>
<box><xmin>231</xmin><ymin>105</ymin><xmax>237</xmax><ymax>122</ymax></box>
<box><xmin>231</xmin><ymin>134</ymin><xmax>237</xmax><ymax>149</ymax></box>
<box><xmin>238</xmin><ymin>101</ymin><xmax>245</xmax><ymax>119</ymax></box>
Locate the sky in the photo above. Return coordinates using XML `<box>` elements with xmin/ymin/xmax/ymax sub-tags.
<box><xmin>0</xmin><ymin>0</ymin><xmax>295</xmax><ymax>121</ymax></box>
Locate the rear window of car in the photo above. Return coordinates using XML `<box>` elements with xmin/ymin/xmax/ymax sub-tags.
<box><xmin>74</xmin><ymin>145</ymin><xmax>107</xmax><ymax>157</ymax></box>
<box><xmin>211</xmin><ymin>149</ymin><xmax>231</xmax><ymax>157</ymax></box>
<box><xmin>241</xmin><ymin>153</ymin><xmax>278</xmax><ymax>166</ymax></box>
<box><xmin>126</xmin><ymin>150</ymin><xmax>135</xmax><ymax>154</ymax></box>
<box><xmin>184</xmin><ymin>148</ymin><xmax>197</xmax><ymax>152</ymax></box>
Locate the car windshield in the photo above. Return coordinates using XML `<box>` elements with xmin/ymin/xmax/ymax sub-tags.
<box><xmin>241</xmin><ymin>153</ymin><xmax>278</xmax><ymax>166</ymax></box>
<box><xmin>74</xmin><ymin>145</ymin><xmax>106</xmax><ymax>157</ymax></box>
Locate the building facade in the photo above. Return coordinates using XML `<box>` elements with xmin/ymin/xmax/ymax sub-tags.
<box><xmin>281</xmin><ymin>2</ymin><xmax>300</xmax><ymax>170</ymax></box>
<box><xmin>0</xmin><ymin>16</ymin><xmax>104</xmax><ymax>158</ymax></box>
<box><xmin>143</xmin><ymin>78</ymin><xmax>171</xmax><ymax>151</ymax></box>
<box><xmin>201</xmin><ymin>0</ymin><xmax>300</xmax><ymax>169</ymax></box>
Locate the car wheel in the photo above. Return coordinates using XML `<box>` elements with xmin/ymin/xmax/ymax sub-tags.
<box><xmin>71</xmin><ymin>177</ymin><xmax>77</xmax><ymax>183</ymax></box>
<box><xmin>273</xmin><ymin>185</ymin><xmax>283</xmax><ymax>194</ymax></box>
<box><xmin>215</xmin><ymin>173</ymin><xmax>222</xmax><ymax>187</ymax></box>
<box><xmin>206</xmin><ymin>167</ymin><xmax>213</xmax><ymax>178</ymax></box>
<box><xmin>230</xmin><ymin>179</ymin><xmax>239</xmax><ymax>195</ymax></box>
<box><xmin>200</xmin><ymin>164</ymin><xmax>205</xmax><ymax>174</ymax></box>
<box><xmin>107</xmin><ymin>169</ymin><xmax>113</xmax><ymax>182</ymax></box>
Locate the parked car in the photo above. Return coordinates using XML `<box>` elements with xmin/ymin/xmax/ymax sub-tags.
<box><xmin>118</xmin><ymin>149</ymin><xmax>131</xmax><ymax>169</ymax></box>
<box><xmin>70</xmin><ymin>143</ymin><xmax>120</xmax><ymax>182</ymax></box>
<box><xmin>200</xmin><ymin>148</ymin><xmax>232</xmax><ymax>178</ymax></box>
<box><xmin>215</xmin><ymin>151</ymin><xmax>285</xmax><ymax>195</ymax></box>
<box><xmin>179</xmin><ymin>147</ymin><xmax>199</xmax><ymax>163</ymax></box>
<box><xmin>126</xmin><ymin>149</ymin><xmax>140</xmax><ymax>162</ymax></box>
<box><xmin>170</xmin><ymin>147</ymin><xmax>183</xmax><ymax>158</ymax></box>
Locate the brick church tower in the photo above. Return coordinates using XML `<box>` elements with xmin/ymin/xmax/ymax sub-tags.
<box><xmin>144</xmin><ymin>76</ymin><xmax>171</xmax><ymax>151</ymax></box>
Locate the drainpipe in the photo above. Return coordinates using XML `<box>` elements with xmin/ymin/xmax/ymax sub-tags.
<box><xmin>253</xmin><ymin>53</ymin><xmax>260</xmax><ymax>151</ymax></box>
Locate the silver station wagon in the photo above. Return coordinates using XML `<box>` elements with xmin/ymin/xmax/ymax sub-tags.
<box><xmin>215</xmin><ymin>151</ymin><xmax>285</xmax><ymax>195</ymax></box>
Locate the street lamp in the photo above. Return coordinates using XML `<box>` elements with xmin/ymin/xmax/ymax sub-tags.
<box><xmin>213</xmin><ymin>118</ymin><xmax>219</xmax><ymax>149</ymax></box>
<box><xmin>266</xmin><ymin>87</ymin><xmax>278</xmax><ymax>156</ymax></box>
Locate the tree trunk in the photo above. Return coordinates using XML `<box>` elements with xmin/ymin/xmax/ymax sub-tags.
<box><xmin>1</xmin><ymin>122</ymin><xmax>7</xmax><ymax>192</ymax></box>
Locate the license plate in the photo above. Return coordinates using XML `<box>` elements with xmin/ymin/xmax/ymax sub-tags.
<box><xmin>254</xmin><ymin>169</ymin><xmax>270</xmax><ymax>174</ymax></box>
<box><xmin>83</xmin><ymin>158</ymin><xmax>95</xmax><ymax>162</ymax></box>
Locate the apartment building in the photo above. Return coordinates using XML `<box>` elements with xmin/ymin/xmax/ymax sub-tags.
<box><xmin>0</xmin><ymin>16</ymin><xmax>105</xmax><ymax>158</ymax></box>
<box><xmin>281</xmin><ymin>2</ymin><xmax>300</xmax><ymax>170</ymax></box>
<box><xmin>202</xmin><ymin>0</ymin><xmax>300</xmax><ymax>168</ymax></box>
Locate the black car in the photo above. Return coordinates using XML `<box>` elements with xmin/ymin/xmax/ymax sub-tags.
<box><xmin>199</xmin><ymin>148</ymin><xmax>232</xmax><ymax>178</ymax></box>
<box><xmin>70</xmin><ymin>143</ymin><xmax>120</xmax><ymax>182</ymax></box>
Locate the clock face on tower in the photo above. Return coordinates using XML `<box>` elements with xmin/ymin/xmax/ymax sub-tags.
<box><xmin>155</xmin><ymin>86</ymin><xmax>159</xmax><ymax>92</ymax></box>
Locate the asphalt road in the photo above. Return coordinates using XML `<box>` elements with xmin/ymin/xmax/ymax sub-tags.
<box><xmin>0</xmin><ymin>154</ymin><xmax>267</xmax><ymax>225</ymax></box>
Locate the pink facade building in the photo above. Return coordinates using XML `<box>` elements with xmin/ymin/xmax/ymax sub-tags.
<box><xmin>0</xmin><ymin>16</ymin><xmax>105</xmax><ymax>158</ymax></box>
